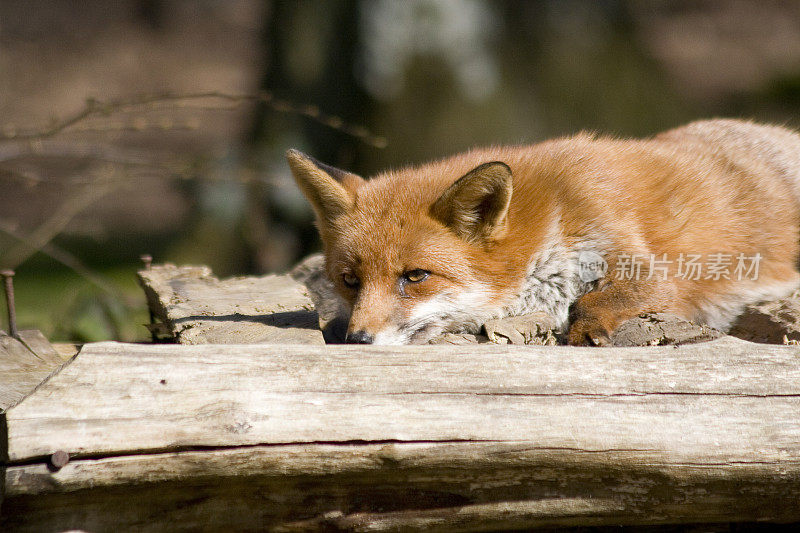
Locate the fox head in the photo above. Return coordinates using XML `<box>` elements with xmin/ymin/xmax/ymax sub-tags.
<box><xmin>286</xmin><ymin>149</ymin><xmax>514</xmax><ymax>344</ymax></box>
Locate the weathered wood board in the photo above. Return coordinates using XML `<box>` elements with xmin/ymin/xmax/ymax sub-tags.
<box><xmin>3</xmin><ymin>338</ymin><xmax>800</xmax><ymax>531</ymax></box>
<box><xmin>610</xmin><ymin>313</ymin><xmax>725</xmax><ymax>346</ymax></box>
<box><xmin>138</xmin><ymin>264</ymin><xmax>325</xmax><ymax>345</ymax></box>
<box><xmin>730</xmin><ymin>289</ymin><xmax>800</xmax><ymax>343</ymax></box>
<box><xmin>0</xmin><ymin>330</ymin><xmax>73</xmax><ymax>412</ymax></box>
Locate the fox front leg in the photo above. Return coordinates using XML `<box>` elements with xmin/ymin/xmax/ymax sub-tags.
<box><xmin>567</xmin><ymin>276</ymin><xmax>675</xmax><ymax>346</ymax></box>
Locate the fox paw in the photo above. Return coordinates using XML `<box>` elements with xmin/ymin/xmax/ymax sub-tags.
<box><xmin>567</xmin><ymin>318</ymin><xmax>612</xmax><ymax>346</ymax></box>
<box><xmin>483</xmin><ymin>312</ymin><xmax>558</xmax><ymax>345</ymax></box>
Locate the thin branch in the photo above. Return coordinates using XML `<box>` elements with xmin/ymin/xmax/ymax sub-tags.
<box><xmin>0</xmin><ymin>220</ymin><xmax>126</xmax><ymax>303</ymax></box>
<box><xmin>0</xmin><ymin>140</ymin><xmax>165</xmax><ymax>167</ymax></box>
<box><xmin>0</xmin><ymin>91</ymin><xmax>388</xmax><ymax>148</ymax></box>
<box><xmin>0</xmin><ymin>175</ymin><xmax>117</xmax><ymax>269</ymax></box>
<box><xmin>0</xmin><ymin>140</ymin><xmax>284</xmax><ymax>186</ymax></box>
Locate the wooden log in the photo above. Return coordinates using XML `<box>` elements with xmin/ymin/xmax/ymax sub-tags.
<box><xmin>2</xmin><ymin>338</ymin><xmax>800</xmax><ymax>531</ymax></box>
<box><xmin>137</xmin><ymin>263</ymin><xmax>325</xmax><ymax>345</ymax></box>
<box><xmin>0</xmin><ymin>330</ymin><xmax>72</xmax><ymax>412</ymax></box>
<box><xmin>729</xmin><ymin>291</ymin><xmax>800</xmax><ymax>343</ymax></box>
<box><xmin>610</xmin><ymin>313</ymin><xmax>725</xmax><ymax>346</ymax></box>
<box><xmin>482</xmin><ymin>312</ymin><xmax>558</xmax><ymax>345</ymax></box>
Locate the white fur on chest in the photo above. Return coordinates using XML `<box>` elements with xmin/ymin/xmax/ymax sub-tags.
<box><xmin>505</xmin><ymin>237</ymin><xmax>606</xmax><ymax>330</ymax></box>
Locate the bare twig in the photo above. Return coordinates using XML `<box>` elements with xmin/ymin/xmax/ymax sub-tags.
<box><xmin>0</xmin><ymin>139</ymin><xmax>284</xmax><ymax>187</ymax></box>
<box><xmin>0</xmin><ymin>140</ymin><xmax>169</xmax><ymax>167</ymax></box>
<box><xmin>0</xmin><ymin>220</ymin><xmax>125</xmax><ymax>302</ymax></box>
<box><xmin>0</xmin><ymin>92</ymin><xmax>387</xmax><ymax>148</ymax></box>
<box><xmin>0</xmin><ymin>174</ymin><xmax>117</xmax><ymax>270</ymax></box>
<box><xmin>0</xmin><ymin>91</ymin><xmax>385</xmax><ymax>305</ymax></box>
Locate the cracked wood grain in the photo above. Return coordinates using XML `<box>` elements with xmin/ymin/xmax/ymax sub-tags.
<box><xmin>3</xmin><ymin>338</ymin><xmax>800</xmax><ymax>531</ymax></box>
<box><xmin>0</xmin><ymin>330</ymin><xmax>74</xmax><ymax>412</ymax></box>
<box><xmin>137</xmin><ymin>263</ymin><xmax>325</xmax><ymax>345</ymax></box>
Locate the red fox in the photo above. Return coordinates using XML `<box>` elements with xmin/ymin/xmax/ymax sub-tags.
<box><xmin>287</xmin><ymin>119</ymin><xmax>800</xmax><ymax>345</ymax></box>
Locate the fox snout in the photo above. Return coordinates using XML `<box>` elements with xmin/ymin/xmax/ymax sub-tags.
<box><xmin>345</xmin><ymin>296</ymin><xmax>396</xmax><ymax>344</ymax></box>
<box><xmin>343</xmin><ymin>289</ymin><xmax>479</xmax><ymax>345</ymax></box>
<box><xmin>345</xmin><ymin>330</ymin><xmax>374</xmax><ymax>344</ymax></box>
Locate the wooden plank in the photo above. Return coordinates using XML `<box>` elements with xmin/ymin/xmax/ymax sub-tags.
<box><xmin>16</xmin><ymin>329</ymin><xmax>69</xmax><ymax>367</ymax></box>
<box><xmin>0</xmin><ymin>331</ymin><xmax>73</xmax><ymax>412</ymax></box>
<box><xmin>51</xmin><ymin>343</ymin><xmax>80</xmax><ymax>359</ymax></box>
<box><xmin>5</xmin><ymin>442</ymin><xmax>800</xmax><ymax>531</ymax></box>
<box><xmin>1</xmin><ymin>329</ymin><xmax>71</xmax><ymax>513</ymax></box>
<box><xmin>137</xmin><ymin>264</ymin><xmax>325</xmax><ymax>345</ymax></box>
<box><xmin>6</xmin><ymin>337</ymin><xmax>800</xmax><ymax>461</ymax></box>
<box><xmin>610</xmin><ymin>313</ymin><xmax>725</xmax><ymax>346</ymax></box>
<box><xmin>2</xmin><ymin>338</ymin><xmax>800</xmax><ymax>531</ymax></box>
<box><xmin>730</xmin><ymin>290</ymin><xmax>800</xmax><ymax>343</ymax></box>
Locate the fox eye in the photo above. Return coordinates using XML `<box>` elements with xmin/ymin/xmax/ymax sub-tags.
<box><xmin>402</xmin><ymin>269</ymin><xmax>429</xmax><ymax>283</ymax></box>
<box><xmin>342</xmin><ymin>272</ymin><xmax>360</xmax><ymax>288</ymax></box>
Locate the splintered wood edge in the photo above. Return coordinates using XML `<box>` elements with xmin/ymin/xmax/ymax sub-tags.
<box><xmin>137</xmin><ymin>264</ymin><xmax>212</xmax><ymax>328</ymax></box>
<box><xmin>137</xmin><ymin>264</ymin><xmax>326</xmax><ymax>345</ymax></box>
<box><xmin>0</xmin><ymin>333</ymin><xmax>78</xmax><ymax>413</ymax></box>
<box><xmin>51</xmin><ymin>343</ymin><xmax>80</xmax><ymax>359</ymax></box>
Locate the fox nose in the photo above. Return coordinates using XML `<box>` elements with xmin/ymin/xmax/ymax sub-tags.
<box><xmin>346</xmin><ymin>330</ymin><xmax>374</xmax><ymax>344</ymax></box>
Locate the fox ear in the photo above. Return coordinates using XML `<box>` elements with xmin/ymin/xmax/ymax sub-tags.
<box><xmin>430</xmin><ymin>161</ymin><xmax>513</xmax><ymax>243</ymax></box>
<box><xmin>286</xmin><ymin>149</ymin><xmax>364</xmax><ymax>225</ymax></box>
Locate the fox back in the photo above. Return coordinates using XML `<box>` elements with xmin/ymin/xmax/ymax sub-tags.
<box><xmin>287</xmin><ymin>119</ymin><xmax>800</xmax><ymax>345</ymax></box>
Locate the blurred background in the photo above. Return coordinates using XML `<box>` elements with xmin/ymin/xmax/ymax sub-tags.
<box><xmin>2</xmin><ymin>0</ymin><xmax>800</xmax><ymax>342</ymax></box>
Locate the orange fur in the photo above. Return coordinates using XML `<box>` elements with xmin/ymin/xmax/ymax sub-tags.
<box><xmin>287</xmin><ymin>119</ymin><xmax>800</xmax><ymax>345</ymax></box>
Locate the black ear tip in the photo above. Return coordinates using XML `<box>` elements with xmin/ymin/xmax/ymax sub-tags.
<box><xmin>286</xmin><ymin>148</ymin><xmax>304</xmax><ymax>160</ymax></box>
<box><xmin>468</xmin><ymin>161</ymin><xmax>512</xmax><ymax>178</ymax></box>
<box><xmin>487</xmin><ymin>161</ymin><xmax>512</xmax><ymax>173</ymax></box>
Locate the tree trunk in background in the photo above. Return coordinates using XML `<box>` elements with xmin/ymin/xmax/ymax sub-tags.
<box><xmin>244</xmin><ymin>0</ymin><xmax>373</xmax><ymax>273</ymax></box>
